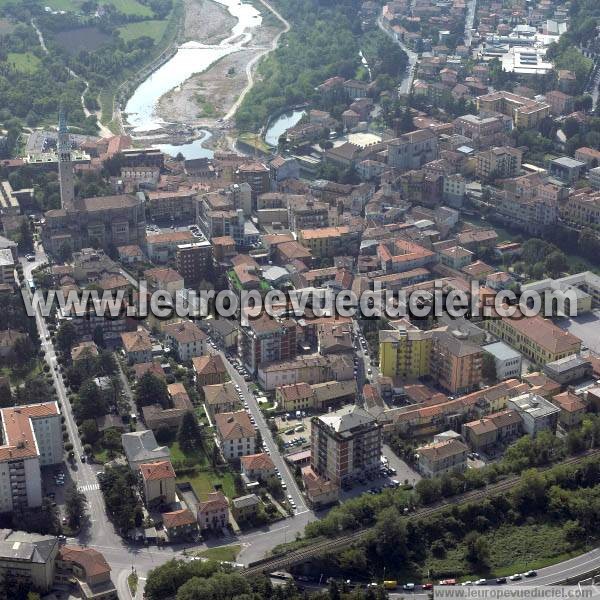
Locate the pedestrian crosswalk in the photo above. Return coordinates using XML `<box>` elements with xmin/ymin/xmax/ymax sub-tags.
<box><xmin>78</xmin><ymin>483</ymin><xmax>100</xmax><ymax>492</ymax></box>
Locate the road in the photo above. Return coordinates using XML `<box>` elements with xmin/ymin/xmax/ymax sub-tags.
<box><xmin>377</xmin><ymin>15</ymin><xmax>418</xmax><ymax>96</ymax></box>
<box><xmin>205</xmin><ymin>344</ymin><xmax>309</xmax><ymax>517</ymax></box>
<box><xmin>464</xmin><ymin>0</ymin><xmax>477</xmax><ymax>48</ymax></box>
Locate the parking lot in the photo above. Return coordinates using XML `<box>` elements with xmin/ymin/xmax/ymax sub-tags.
<box><xmin>555</xmin><ymin>310</ymin><xmax>600</xmax><ymax>354</ymax></box>
<box><xmin>274</xmin><ymin>414</ymin><xmax>311</xmax><ymax>454</ymax></box>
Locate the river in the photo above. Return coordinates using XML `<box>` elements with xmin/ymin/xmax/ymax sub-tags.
<box><xmin>124</xmin><ymin>0</ymin><xmax>262</xmax><ymax>134</ymax></box>
<box><xmin>264</xmin><ymin>109</ymin><xmax>306</xmax><ymax>146</ymax></box>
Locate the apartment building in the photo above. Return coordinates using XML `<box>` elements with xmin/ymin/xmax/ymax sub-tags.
<box><xmin>431</xmin><ymin>331</ymin><xmax>483</xmax><ymax>395</ymax></box>
<box><xmin>476</xmin><ymin>146</ymin><xmax>522</xmax><ymax>179</ymax></box>
<box><xmin>476</xmin><ymin>91</ymin><xmax>550</xmax><ymax>128</ymax></box>
<box><xmin>462</xmin><ymin>409</ymin><xmax>522</xmax><ymax>451</ymax></box>
<box><xmin>485</xmin><ymin>311</ymin><xmax>581</xmax><ymax>365</ymax></box>
<box><xmin>0</xmin><ymin>402</ymin><xmax>63</xmax><ymax>513</ymax></box>
<box><xmin>507</xmin><ymin>392</ymin><xmax>560</xmax><ymax>436</ymax></box>
<box><xmin>146</xmin><ymin>230</ymin><xmax>195</xmax><ymax>263</ymax></box>
<box><xmin>257</xmin><ymin>353</ymin><xmax>354</xmax><ymax>390</ymax></box>
<box><xmin>377</xmin><ymin>239</ymin><xmax>436</xmax><ymax>273</ymax></box>
<box><xmin>562</xmin><ymin>188</ymin><xmax>600</xmax><ymax>227</ymax></box>
<box><xmin>288</xmin><ymin>197</ymin><xmax>330</xmax><ymax>234</ymax></box>
<box><xmin>298</xmin><ymin>225</ymin><xmax>361</xmax><ymax>259</ymax></box>
<box><xmin>238</xmin><ymin>314</ymin><xmax>297</xmax><ymax>374</ymax></box>
<box><xmin>163</xmin><ymin>320</ymin><xmax>207</xmax><ymax>362</ymax></box>
<box><xmin>0</xmin><ymin>529</ymin><xmax>59</xmax><ymax>592</ymax></box>
<box><xmin>175</xmin><ymin>240</ymin><xmax>213</xmax><ymax>285</ymax></box>
<box><xmin>214</xmin><ymin>411</ymin><xmax>256</xmax><ymax>460</ymax></box>
<box><xmin>234</xmin><ymin>162</ymin><xmax>270</xmax><ymax>202</ymax></box>
<box><xmin>388</xmin><ymin>129</ymin><xmax>439</xmax><ymax>171</ymax></box>
<box><xmin>379</xmin><ymin>322</ymin><xmax>434</xmax><ymax>380</ymax></box>
<box><xmin>311</xmin><ymin>405</ymin><xmax>382</xmax><ymax>487</ymax></box>
<box><xmin>589</xmin><ymin>166</ymin><xmax>600</xmax><ymax>190</ymax></box>
<box><xmin>453</xmin><ymin>113</ymin><xmax>508</xmax><ymax>148</ymax></box>
<box><xmin>144</xmin><ymin>267</ymin><xmax>185</xmax><ymax>296</ymax></box>
<box><xmin>490</xmin><ymin>173</ymin><xmax>566</xmax><ymax>235</ymax></box>
<box><xmin>146</xmin><ymin>189</ymin><xmax>195</xmax><ymax>221</ymax></box>
<box><xmin>416</xmin><ymin>438</ymin><xmax>468</xmax><ymax>478</ymax></box>
<box><xmin>439</xmin><ymin>245</ymin><xmax>474</xmax><ymax>270</ymax></box>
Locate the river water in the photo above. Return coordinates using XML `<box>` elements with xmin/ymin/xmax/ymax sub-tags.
<box><xmin>125</xmin><ymin>0</ymin><xmax>262</xmax><ymax>134</ymax></box>
<box><xmin>264</xmin><ymin>109</ymin><xmax>306</xmax><ymax>146</ymax></box>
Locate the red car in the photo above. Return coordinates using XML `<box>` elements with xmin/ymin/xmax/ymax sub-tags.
<box><xmin>438</xmin><ymin>579</ymin><xmax>457</xmax><ymax>586</ymax></box>
<box><xmin>422</xmin><ymin>583</ymin><xmax>433</xmax><ymax>590</ymax></box>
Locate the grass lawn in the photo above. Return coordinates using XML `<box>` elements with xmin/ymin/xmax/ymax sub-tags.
<box><xmin>168</xmin><ymin>441</ymin><xmax>208</xmax><ymax>467</ymax></box>
<box><xmin>7</xmin><ymin>52</ymin><xmax>41</xmax><ymax>74</ymax></box>
<box><xmin>118</xmin><ymin>19</ymin><xmax>169</xmax><ymax>42</ymax></box>
<box><xmin>44</xmin><ymin>0</ymin><xmax>81</xmax><ymax>10</ymax></box>
<box><xmin>128</xmin><ymin>572</ymin><xmax>138</xmax><ymax>595</ymax></box>
<box><xmin>195</xmin><ymin>544</ymin><xmax>241</xmax><ymax>562</ymax></box>
<box><xmin>178</xmin><ymin>469</ymin><xmax>237</xmax><ymax>501</ymax></box>
<box><xmin>99</xmin><ymin>0</ymin><xmax>153</xmax><ymax>16</ymax></box>
<box><xmin>238</xmin><ymin>132</ymin><xmax>272</xmax><ymax>153</ymax></box>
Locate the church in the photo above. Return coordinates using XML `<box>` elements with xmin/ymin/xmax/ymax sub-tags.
<box><xmin>41</xmin><ymin>114</ymin><xmax>146</xmax><ymax>257</ymax></box>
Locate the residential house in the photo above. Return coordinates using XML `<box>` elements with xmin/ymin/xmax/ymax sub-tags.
<box><xmin>197</xmin><ymin>491</ymin><xmax>229</xmax><ymax>531</ymax></box>
<box><xmin>163</xmin><ymin>320</ymin><xmax>207</xmax><ymax>361</ymax></box>
<box><xmin>416</xmin><ymin>438</ymin><xmax>468</xmax><ymax>478</ymax></box>
<box><xmin>121</xmin><ymin>429</ymin><xmax>170</xmax><ymax>471</ymax></box>
<box><xmin>231</xmin><ymin>494</ymin><xmax>260</xmax><ymax>522</ymax></box>
<box><xmin>214</xmin><ymin>411</ymin><xmax>256</xmax><ymax>460</ymax></box>
<box><xmin>161</xmin><ymin>509</ymin><xmax>198</xmax><ymax>541</ymax></box>
<box><xmin>139</xmin><ymin>460</ymin><xmax>176</xmax><ymax>505</ymax></box>
<box><xmin>240</xmin><ymin>452</ymin><xmax>276</xmax><ymax>482</ymax></box>
<box><xmin>551</xmin><ymin>391</ymin><xmax>586</xmax><ymax>428</ymax></box>
<box><xmin>121</xmin><ymin>329</ymin><xmax>152</xmax><ymax>364</ymax></box>
<box><xmin>461</xmin><ymin>409</ymin><xmax>522</xmax><ymax>451</ymax></box>
<box><xmin>203</xmin><ymin>382</ymin><xmax>241</xmax><ymax>419</ymax></box>
<box><xmin>193</xmin><ymin>354</ymin><xmax>228</xmax><ymax>388</ymax></box>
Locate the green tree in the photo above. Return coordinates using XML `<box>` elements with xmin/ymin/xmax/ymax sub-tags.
<box><xmin>177</xmin><ymin>411</ymin><xmax>202</xmax><ymax>454</ymax></box>
<box><xmin>135</xmin><ymin>372</ymin><xmax>169</xmax><ymax>409</ymax></box>
<box><xmin>545</xmin><ymin>250</ymin><xmax>568</xmax><ymax>277</ymax></box>
<box><xmin>65</xmin><ymin>482</ymin><xmax>87</xmax><ymax>529</ymax></box>
<box><xmin>56</xmin><ymin>321</ymin><xmax>77</xmax><ymax>355</ymax></box>
<box><xmin>464</xmin><ymin>531</ymin><xmax>490</xmax><ymax>567</ymax></box>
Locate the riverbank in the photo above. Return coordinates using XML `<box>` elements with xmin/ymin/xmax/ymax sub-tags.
<box><xmin>181</xmin><ymin>0</ymin><xmax>236</xmax><ymax>44</ymax></box>
<box><xmin>155</xmin><ymin>19</ymin><xmax>282</xmax><ymax>130</ymax></box>
<box><xmin>154</xmin><ymin>2</ymin><xmax>283</xmax><ymax>139</ymax></box>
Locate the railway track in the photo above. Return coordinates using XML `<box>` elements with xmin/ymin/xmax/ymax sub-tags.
<box><xmin>242</xmin><ymin>449</ymin><xmax>600</xmax><ymax>577</ymax></box>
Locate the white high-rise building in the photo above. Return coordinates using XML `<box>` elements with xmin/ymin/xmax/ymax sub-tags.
<box><xmin>0</xmin><ymin>402</ymin><xmax>63</xmax><ymax>513</ymax></box>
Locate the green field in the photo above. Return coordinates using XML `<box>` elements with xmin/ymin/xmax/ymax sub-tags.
<box><xmin>100</xmin><ymin>0</ymin><xmax>153</xmax><ymax>16</ymax></box>
<box><xmin>194</xmin><ymin>545</ymin><xmax>242</xmax><ymax>562</ymax></box>
<box><xmin>44</xmin><ymin>0</ymin><xmax>81</xmax><ymax>10</ymax></box>
<box><xmin>118</xmin><ymin>19</ymin><xmax>169</xmax><ymax>42</ymax></box>
<box><xmin>7</xmin><ymin>52</ymin><xmax>41</xmax><ymax>74</ymax></box>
